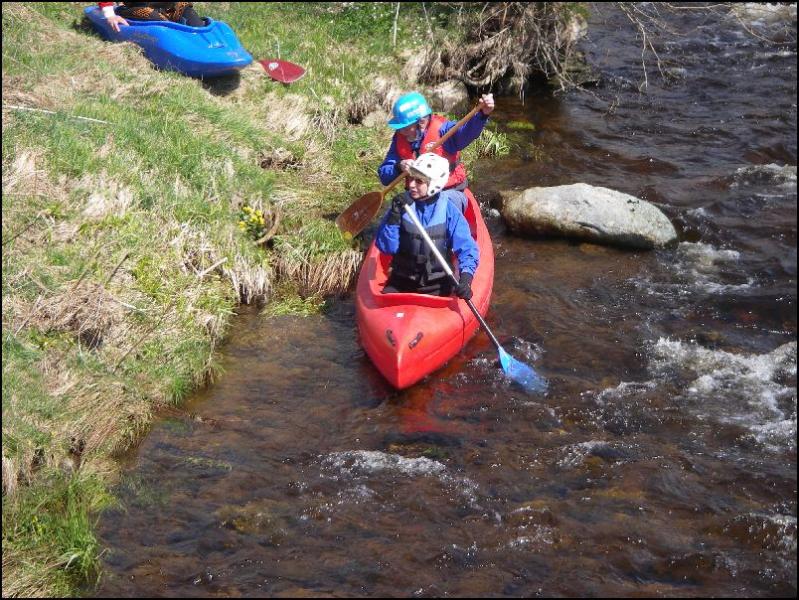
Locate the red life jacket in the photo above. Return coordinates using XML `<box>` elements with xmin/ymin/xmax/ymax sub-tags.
<box><xmin>394</xmin><ymin>114</ymin><xmax>467</xmax><ymax>190</ymax></box>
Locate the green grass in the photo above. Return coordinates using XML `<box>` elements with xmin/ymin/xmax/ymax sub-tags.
<box><xmin>1</xmin><ymin>470</ymin><xmax>114</xmax><ymax>597</ymax></box>
<box><xmin>2</xmin><ymin>2</ymin><xmax>437</xmax><ymax>595</ymax></box>
<box><xmin>507</xmin><ymin>120</ymin><xmax>536</xmax><ymax>131</ymax></box>
<box><xmin>461</xmin><ymin>125</ymin><xmax>512</xmax><ymax>177</ymax></box>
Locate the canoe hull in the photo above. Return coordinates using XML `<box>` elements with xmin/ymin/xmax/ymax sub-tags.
<box><xmin>84</xmin><ymin>6</ymin><xmax>252</xmax><ymax>78</ymax></box>
<box><xmin>355</xmin><ymin>190</ymin><xmax>494</xmax><ymax>389</ymax></box>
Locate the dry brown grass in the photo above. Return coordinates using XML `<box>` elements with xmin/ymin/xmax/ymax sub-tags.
<box><xmin>345</xmin><ymin>77</ymin><xmax>402</xmax><ymax>124</ymax></box>
<box><xmin>79</xmin><ymin>173</ymin><xmax>135</xmax><ymax>221</ymax></box>
<box><xmin>2</xmin><ymin>149</ymin><xmax>68</xmax><ymax>202</ymax></box>
<box><xmin>68</xmin><ymin>385</ymin><xmax>151</xmax><ymax>459</ymax></box>
<box><xmin>261</xmin><ymin>92</ymin><xmax>313</xmax><ymax>141</ymax></box>
<box><xmin>1</xmin><ymin>151</ymin><xmax>78</xmax><ymax>263</ymax></box>
<box><xmin>36</xmin><ymin>354</ymin><xmax>144</xmax><ymax>458</ymax></box>
<box><xmin>222</xmin><ymin>254</ymin><xmax>273</xmax><ymax>304</ymax></box>
<box><xmin>1</xmin><ymin>552</ymin><xmax>65</xmax><ymax>598</ymax></box>
<box><xmin>276</xmin><ymin>248</ymin><xmax>362</xmax><ymax>298</ymax></box>
<box><xmin>2</xmin><ymin>455</ymin><xmax>18</xmax><ymax>498</ymax></box>
<box><xmin>29</xmin><ymin>280</ymin><xmax>125</xmax><ymax>350</ymax></box>
<box><xmin>258</xmin><ymin>146</ymin><xmax>303</xmax><ymax>171</ymax></box>
<box><xmin>168</xmin><ymin>222</ymin><xmax>274</xmax><ymax>304</ymax></box>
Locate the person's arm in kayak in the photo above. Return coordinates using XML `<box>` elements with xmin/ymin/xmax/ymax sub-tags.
<box><xmin>98</xmin><ymin>2</ymin><xmax>129</xmax><ymax>32</ymax></box>
<box><xmin>376</xmin><ymin>192</ymin><xmax>413</xmax><ymax>255</ymax></box>
<box><xmin>377</xmin><ymin>136</ymin><xmax>403</xmax><ymax>186</ymax></box>
<box><xmin>437</xmin><ymin>93</ymin><xmax>495</xmax><ymax>154</ymax></box>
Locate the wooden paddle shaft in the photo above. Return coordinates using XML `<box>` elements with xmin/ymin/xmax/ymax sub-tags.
<box><xmin>381</xmin><ymin>103</ymin><xmax>483</xmax><ymax>198</ymax></box>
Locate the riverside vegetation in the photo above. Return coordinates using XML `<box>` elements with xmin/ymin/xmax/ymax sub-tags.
<box><xmin>0</xmin><ymin>2</ymin><xmax>593</xmax><ymax>596</ymax></box>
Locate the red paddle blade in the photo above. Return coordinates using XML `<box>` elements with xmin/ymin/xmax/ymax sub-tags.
<box><xmin>258</xmin><ymin>58</ymin><xmax>306</xmax><ymax>83</ymax></box>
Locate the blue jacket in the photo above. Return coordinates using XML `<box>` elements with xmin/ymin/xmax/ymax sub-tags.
<box><xmin>375</xmin><ymin>189</ymin><xmax>479</xmax><ymax>276</ymax></box>
<box><xmin>377</xmin><ymin>112</ymin><xmax>490</xmax><ymax>186</ymax></box>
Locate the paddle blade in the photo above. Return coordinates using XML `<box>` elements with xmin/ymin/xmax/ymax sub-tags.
<box><xmin>335</xmin><ymin>191</ymin><xmax>384</xmax><ymax>237</ymax></box>
<box><xmin>259</xmin><ymin>58</ymin><xmax>306</xmax><ymax>83</ymax></box>
<box><xmin>498</xmin><ymin>347</ymin><xmax>548</xmax><ymax>394</ymax></box>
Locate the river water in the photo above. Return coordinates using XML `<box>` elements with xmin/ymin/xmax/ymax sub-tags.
<box><xmin>95</xmin><ymin>6</ymin><xmax>796</xmax><ymax>597</ymax></box>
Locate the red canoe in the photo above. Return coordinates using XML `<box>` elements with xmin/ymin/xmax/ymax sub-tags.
<box><xmin>355</xmin><ymin>189</ymin><xmax>495</xmax><ymax>389</ymax></box>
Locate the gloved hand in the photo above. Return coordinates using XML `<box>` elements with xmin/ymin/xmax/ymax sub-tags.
<box><xmin>388</xmin><ymin>193</ymin><xmax>414</xmax><ymax>224</ymax></box>
<box><xmin>454</xmin><ymin>272</ymin><xmax>473</xmax><ymax>300</ymax></box>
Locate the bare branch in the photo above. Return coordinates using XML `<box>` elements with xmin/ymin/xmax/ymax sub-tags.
<box><xmin>418</xmin><ymin>2</ymin><xmax>795</xmax><ymax>96</ymax></box>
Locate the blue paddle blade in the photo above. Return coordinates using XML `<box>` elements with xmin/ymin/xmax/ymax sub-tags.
<box><xmin>498</xmin><ymin>347</ymin><xmax>548</xmax><ymax>394</ymax></box>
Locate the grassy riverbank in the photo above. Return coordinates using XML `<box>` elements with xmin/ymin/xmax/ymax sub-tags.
<box><xmin>1</xmin><ymin>2</ymin><xmax>516</xmax><ymax>595</ymax></box>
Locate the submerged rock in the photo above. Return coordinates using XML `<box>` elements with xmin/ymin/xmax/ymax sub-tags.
<box><xmin>499</xmin><ymin>183</ymin><xmax>678</xmax><ymax>249</ymax></box>
<box><xmin>733</xmin><ymin>163</ymin><xmax>797</xmax><ymax>188</ymax></box>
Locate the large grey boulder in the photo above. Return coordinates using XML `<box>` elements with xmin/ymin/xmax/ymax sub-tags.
<box><xmin>500</xmin><ymin>183</ymin><xmax>678</xmax><ymax>249</ymax></box>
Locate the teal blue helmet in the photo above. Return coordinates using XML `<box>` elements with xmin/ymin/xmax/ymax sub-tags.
<box><xmin>387</xmin><ymin>92</ymin><xmax>432</xmax><ymax>130</ymax></box>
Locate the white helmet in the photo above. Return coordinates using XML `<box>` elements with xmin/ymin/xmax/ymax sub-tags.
<box><xmin>408</xmin><ymin>153</ymin><xmax>450</xmax><ymax>197</ymax></box>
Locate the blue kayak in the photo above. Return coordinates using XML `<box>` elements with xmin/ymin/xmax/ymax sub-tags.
<box><xmin>84</xmin><ymin>6</ymin><xmax>252</xmax><ymax>78</ymax></box>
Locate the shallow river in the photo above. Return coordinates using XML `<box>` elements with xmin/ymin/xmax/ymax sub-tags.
<box><xmin>95</xmin><ymin>6</ymin><xmax>796</xmax><ymax>597</ymax></box>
